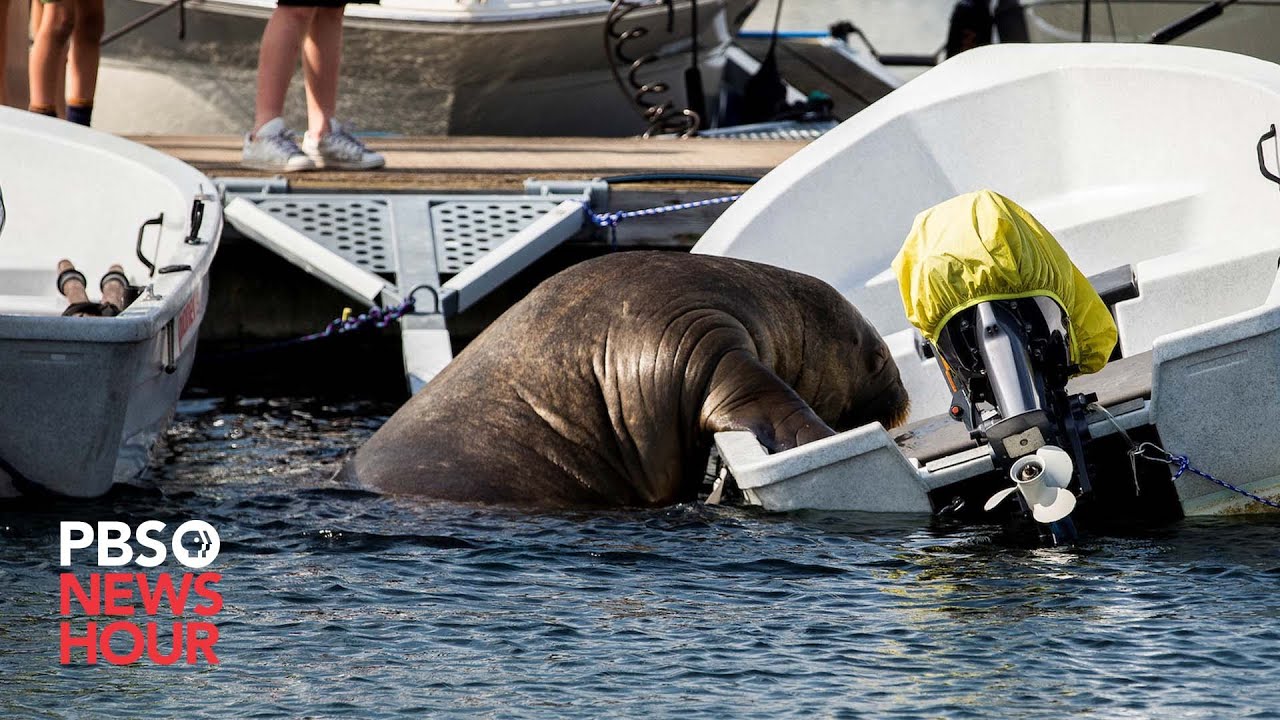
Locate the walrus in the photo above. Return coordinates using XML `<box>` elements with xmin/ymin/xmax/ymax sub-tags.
<box><xmin>346</xmin><ymin>251</ymin><xmax>909</xmax><ymax>507</ymax></box>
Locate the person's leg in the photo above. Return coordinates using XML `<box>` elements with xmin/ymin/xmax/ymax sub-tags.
<box><xmin>298</xmin><ymin>3</ymin><xmax>382</xmax><ymax>170</ymax></box>
<box><xmin>3</xmin><ymin>0</ymin><xmax>31</xmax><ymax>108</ymax></box>
<box><xmin>243</xmin><ymin>4</ymin><xmax>317</xmax><ymax>170</ymax></box>
<box><xmin>57</xmin><ymin>261</ymin><xmax>90</xmax><ymax>304</ymax></box>
<box><xmin>252</xmin><ymin>4</ymin><xmax>313</xmax><ymax>135</ymax></box>
<box><xmin>98</xmin><ymin>264</ymin><xmax>127</xmax><ymax>313</ymax></box>
<box><xmin>301</xmin><ymin>4</ymin><xmax>341</xmax><ymax>138</ymax></box>
<box><xmin>0</xmin><ymin>0</ymin><xmax>9</xmax><ymax>104</ymax></box>
<box><xmin>27</xmin><ymin>0</ymin><xmax>73</xmax><ymax>115</ymax></box>
<box><xmin>64</xmin><ymin>0</ymin><xmax>101</xmax><ymax>125</ymax></box>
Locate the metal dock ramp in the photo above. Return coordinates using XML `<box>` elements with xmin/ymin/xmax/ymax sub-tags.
<box><xmin>221</xmin><ymin>179</ymin><xmax>598</xmax><ymax>392</ymax></box>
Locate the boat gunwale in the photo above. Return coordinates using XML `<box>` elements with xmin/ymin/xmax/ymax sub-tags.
<box><xmin>109</xmin><ymin>0</ymin><xmax>744</xmax><ymax>28</ymax></box>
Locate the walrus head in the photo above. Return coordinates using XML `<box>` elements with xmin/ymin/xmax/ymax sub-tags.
<box><xmin>769</xmin><ymin>273</ymin><xmax>911</xmax><ymax>434</ymax></box>
<box><xmin>834</xmin><ymin>338</ymin><xmax>911</xmax><ymax>431</ymax></box>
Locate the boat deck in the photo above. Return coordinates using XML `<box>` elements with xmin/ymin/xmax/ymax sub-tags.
<box><xmin>893</xmin><ymin>351</ymin><xmax>1155</xmax><ymax>464</ymax></box>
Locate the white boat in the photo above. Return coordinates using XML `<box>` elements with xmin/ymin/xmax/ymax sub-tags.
<box><xmin>696</xmin><ymin>43</ymin><xmax>1280</xmax><ymax>531</ymax></box>
<box><xmin>96</xmin><ymin>0</ymin><xmax>757</xmax><ymax>136</ymax></box>
<box><xmin>0</xmin><ymin>107</ymin><xmax>221</xmax><ymax>498</ymax></box>
<box><xmin>1013</xmin><ymin>0</ymin><xmax>1280</xmax><ymax>62</ymax></box>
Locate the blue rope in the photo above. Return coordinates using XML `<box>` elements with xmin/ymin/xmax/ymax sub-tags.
<box><xmin>299</xmin><ymin>284</ymin><xmax>440</xmax><ymax>342</ymax></box>
<box><xmin>300</xmin><ymin>297</ymin><xmax>416</xmax><ymax>342</ymax></box>
<box><xmin>583</xmin><ymin>194</ymin><xmax>743</xmax><ymax>248</ymax></box>
<box><xmin>213</xmin><ymin>285</ymin><xmax>440</xmax><ymax>360</ymax></box>
<box><xmin>1135</xmin><ymin>443</ymin><xmax>1280</xmax><ymax>510</ymax></box>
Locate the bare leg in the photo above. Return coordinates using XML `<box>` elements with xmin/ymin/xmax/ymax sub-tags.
<box><xmin>0</xmin><ymin>0</ymin><xmax>8</xmax><ymax>104</ymax></box>
<box><xmin>301</xmin><ymin>5</ymin><xmax>342</xmax><ymax>138</ymax></box>
<box><xmin>3</xmin><ymin>0</ymin><xmax>32</xmax><ymax>108</ymax></box>
<box><xmin>65</xmin><ymin>0</ymin><xmax>102</xmax><ymax>105</ymax></box>
<box><xmin>99</xmin><ymin>263</ymin><xmax>127</xmax><ymax>311</ymax></box>
<box><xmin>56</xmin><ymin>259</ymin><xmax>90</xmax><ymax>306</ymax></box>
<box><xmin>28</xmin><ymin>0</ymin><xmax>74</xmax><ymax>114</ymax></box>
<box><xmin>252</xmin><ymin>5</ymin><xmax>313</xmax><ymax>135</ymax></box>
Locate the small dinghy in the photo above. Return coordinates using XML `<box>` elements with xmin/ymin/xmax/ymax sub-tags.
<box><xmin>696</xmin><ymin>43</ymin><xmax>1280</xmax><ymax>538</ymax></box>
<box><xmin>0</xmin><ymin>108</ymin><xmax>221</xmax><ymax>498</ymax></box>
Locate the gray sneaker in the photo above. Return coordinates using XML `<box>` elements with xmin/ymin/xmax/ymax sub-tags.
<box><xmin>303</xmin><ymin>120</ymin><xmax>385</xmax><ymax>170</ymax></box>
<box><xmin>242</xmin><ymin>117</ymin><xmax>315</xmax><ymax>172</ymax></box>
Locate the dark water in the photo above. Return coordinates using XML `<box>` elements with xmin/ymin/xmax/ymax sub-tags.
<box><xmin>3</xmin><ymin>396</ymin><xmax>1280</xmax><ymax>719</ymax></box>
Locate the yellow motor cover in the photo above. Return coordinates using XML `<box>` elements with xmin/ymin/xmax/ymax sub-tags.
<box><xmin>892</xmin><ymin>190</ymin><xmax>1117</xmax><ymax>375</ymax></box>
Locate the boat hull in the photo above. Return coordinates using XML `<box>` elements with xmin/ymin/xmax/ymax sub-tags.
<box><xmin>97</xmin><ymin>0</ymin><xmax>757</xmax><ymax>136</ymax></box>
<box><xmin>0</xmin><ymin>282</ymin><xmax>205</xmax><ymax>498</ymax></box>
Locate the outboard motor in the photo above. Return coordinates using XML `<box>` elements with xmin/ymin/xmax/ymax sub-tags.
<box><xmin>933</xmin><ymin>296</ymin><xmax>1095</xmax><ymax>543</ymax></box>
<box><xmin>894</xmin><ymin>190</ymin><xmax>1118</xmax><ymax>544</ymax></box>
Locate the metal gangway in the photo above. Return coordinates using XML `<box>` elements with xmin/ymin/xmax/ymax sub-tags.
<box><xmin>220</xmin><ymin>177</ymin><xmax>607</xmax><ymax>393</ymax></box>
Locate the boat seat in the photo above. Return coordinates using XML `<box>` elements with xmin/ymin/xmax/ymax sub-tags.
<box><xmin>893</xmin><ymin>351</ymin><xmax>1153</xmax><ymax>464</ymax></box>
<box><xmin>1087</xmin><ymin>264</ymin><xmax>1139</xmax><ymax>309</ymax></box>
<box><xmin>0</xmin><ymin>294</ymin><xmax>72</xmax><ymax>317</ymax></box>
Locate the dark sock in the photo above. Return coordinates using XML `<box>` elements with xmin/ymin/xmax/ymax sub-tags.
<box><xmin>66</xmin><ymin>103</ymin><xmax>94</xmax><ymax>127</ymax></box>
<box><xmin>29</xmin><ymin>104</ymin><xmax>57</xmax><ymax>117</ymax></box>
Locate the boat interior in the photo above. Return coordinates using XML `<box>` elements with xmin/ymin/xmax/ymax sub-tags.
<box><xmin>0</xmin><ymin>108</ymin><xmax>217</xmax><ymax>320</ymax></box>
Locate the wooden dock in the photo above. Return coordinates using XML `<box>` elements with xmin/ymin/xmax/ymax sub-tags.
<box><xmin>134</xmin><ymin>134</ymin><xmax>808</xmax><ymax>192</ymax></box>
<box><xmin>136</xmin><ymin>134</ymin><xmax>809</xmax><ymax>248</ymax></box>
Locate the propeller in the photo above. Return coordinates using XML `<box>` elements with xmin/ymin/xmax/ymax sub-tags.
<box><xmin>984</xmin><ymin>445</ymin><xmax>1077</xmax><ymax>523</ymax></box>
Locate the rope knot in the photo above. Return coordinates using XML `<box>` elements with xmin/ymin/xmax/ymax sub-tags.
<box><xmin>1170</xmin><ymin>454</ymin><xmax>1191</xmax><ymax>481</ymax></box>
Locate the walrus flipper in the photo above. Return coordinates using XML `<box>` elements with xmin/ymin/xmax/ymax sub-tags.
<box><xmin>701</xmin><ymin>350</ymin><xmax>836</xmax><ymax>453</ymax></box>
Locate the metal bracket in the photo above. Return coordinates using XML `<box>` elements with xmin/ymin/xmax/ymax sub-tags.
<box><xmin>523</xmin><ymin>178</ymin><xmax>608</xmax><ymax>208</ymax></box>
<box><xmin>216</xmin><ymin>176</ymin><xmax>291</xmax><ymax>198</ymax></box>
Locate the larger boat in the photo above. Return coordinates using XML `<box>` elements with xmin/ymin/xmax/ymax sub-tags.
<box><xmin>0</xmin><ymin>108</ymin><xmax>221</xmax><ymax>498</ymax></box>
<box><xmin>96</xmin><ymin>0</ymin><xmax>758</xmax><ymax>136</ymax></box>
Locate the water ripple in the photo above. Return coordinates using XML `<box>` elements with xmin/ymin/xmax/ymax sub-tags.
<box><xmin>3</xmin><ymin>395</ymin><xmax>1280</xmax><ymax>718</ymax></box>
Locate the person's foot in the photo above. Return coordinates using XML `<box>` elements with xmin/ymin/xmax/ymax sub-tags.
<box><xmin>303</xmin><ymin>120</ymin><xmax>385</xmax><ymax>170</ymax></box>
<box><xmin>242</xmin><ymin>118</ymin><xmax>316</xmax><ymax>172</ymax></box>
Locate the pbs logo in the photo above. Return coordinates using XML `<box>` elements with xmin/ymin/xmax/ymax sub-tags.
<box><xmin>171</xmin><ymin>520</ymin><xmax>220</xmax><ymax>568</ymax></box>
<box><xmin>60</xmin><ymin>520</ymin><xmax>221</xmax><ymax>568</ymax></box>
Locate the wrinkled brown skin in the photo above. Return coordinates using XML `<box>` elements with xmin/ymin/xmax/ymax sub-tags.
<box><xmin>346</xmin><ymin>252</ymin><xmax>910</xmax><ymax>508</ymax></box>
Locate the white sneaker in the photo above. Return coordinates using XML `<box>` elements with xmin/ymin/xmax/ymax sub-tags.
<box><xmin>303</xmin><ymin>120</ymin><xmax>385</xmax><ymax>170</ymax></box>
<box><xmin>242</xmin><ymin>117</ymin><xmax>316</xmax><ymax>172</ymax></box>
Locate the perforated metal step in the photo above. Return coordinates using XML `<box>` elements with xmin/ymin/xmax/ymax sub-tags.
<box><xmin>430</xmin><ymin>199</ymin><xmax>560</xmax><ymax>274</ymax></box>
<box><xmin>253</xmin><ymin>195</ymin><xmax>563</xmax><ymax>276</ymax></box>
<box><xmin>257</xmin><ymin>197</ymin><xmax>395</xmax><ymax>274</ymax></box>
